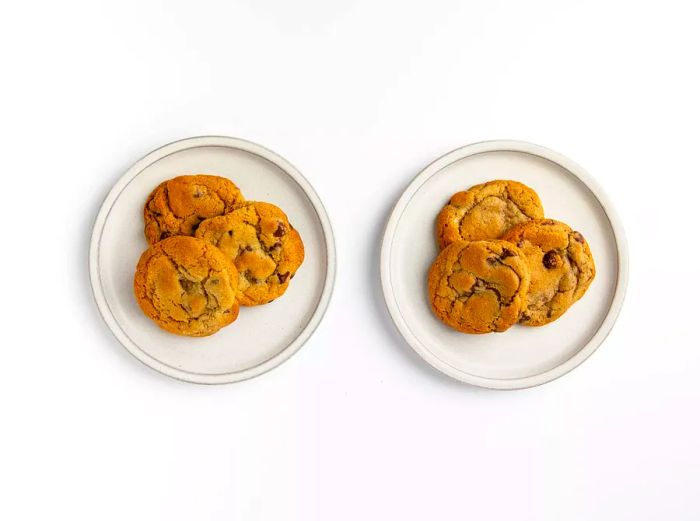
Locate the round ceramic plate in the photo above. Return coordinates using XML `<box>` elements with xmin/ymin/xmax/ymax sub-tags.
<box><xmin>381</xmin><ymin>140</ymin><xmax>628</xmax><ymax>389</ymax></box>
<box><xmin>90</xmin><ymin>136</ymin><xmax>336</xmax><ymax>384</ymax></box>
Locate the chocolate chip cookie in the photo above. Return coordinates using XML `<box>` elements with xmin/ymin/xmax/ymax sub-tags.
<box><xmin>501</xmin><ymin>219</ymin><xmax>595</xmax><ymax>326</ymax></box>
<box><xmin>144</xmin><ymin>174</ymin><xmax>245</xmax><ymax>244</ymax></box>
<box><xmin>195</xmin><ymin>202</ymin><xmax>304</xmax><ymax>306</ymax></box>
<box><xmin>134</xmin><ymin>236</ymin><xmax>240</xmax><ymax>337</ymax></box>
<box><xmin>435</xmin><ymin>180</ymin><xmax>544</xmax><ymax>249</ymax></box>
<box><xmin>428</xmin><ymin>240</ymin><xmax>531</xmax><ymax>334</ymax></box>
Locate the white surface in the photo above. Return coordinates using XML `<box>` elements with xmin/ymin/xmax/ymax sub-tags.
<box><xmin>90</xmin><ymin>136</ymin><xmax>335</xmax><ymax>383</ymax></box>
<box><xmin>382</xmin><ymin>141</ymin><xmax>627</xmax><ymax>388</ymax></box>
<box><xmin>2</xmin><ymin>1</ymin><xmax>699</xmax><ymax>520</ymax></box>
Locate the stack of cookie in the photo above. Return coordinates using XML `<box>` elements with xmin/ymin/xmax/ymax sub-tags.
<box><xmin>134</xmin><ymin>175</ymin><xmax>304</xmax><ymax>337</ymax></box>
<box><xmin>428</xmin><ymin>180</ymin><xmax>595</xmax><ymax>334</ymax></box>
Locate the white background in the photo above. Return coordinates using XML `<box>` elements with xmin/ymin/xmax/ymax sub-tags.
<box><xmin>2</xmin><ymin>1</ymin><xmax>699</xmax><ymax>519</ymax></box>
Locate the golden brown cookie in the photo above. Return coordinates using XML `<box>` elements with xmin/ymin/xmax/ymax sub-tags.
<box><xmin>435</xmin><ymin>180</ymin><xmax>544</xmax><ymax>249</ymax></box>
<box><xmin>195</xmin><ymin>202</ymin><xmax>304</xmax><ymax>306</ymax></box>
<box><xmin>428</xmin><ymin>240</ymin><xmax>531</xmax><ymax>334</ymax></box>
<box><xmin>134</xmin><ymin>236</ymin><xmax>240</xmax><ymax>337</ymax></box>
<box><xmin>144</xmin><ymin>175</ymin><xmax>245</xmax><ymax>244</ymax></box>
<box><xmin>501</xmin><ymin>219</ymin><xmax>595</xmax><ymax>326</ymax></box>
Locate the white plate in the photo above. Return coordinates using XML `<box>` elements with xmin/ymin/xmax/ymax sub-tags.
<box><xmin>90</xmin><ymin>136</ymin><xmax>336</xmax><ymax>384</ymax></box>
<box><xmin>381</xmin><ymin>140</ymin><xmax>628</xmax><ymax>389</ymax></box>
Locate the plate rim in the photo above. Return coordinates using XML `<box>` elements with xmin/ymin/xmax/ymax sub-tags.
<box><xmin>380</xmin><ymin>139</ymin><xmax>629</xmax><ymax>390</ymax></box>
<box><xmin>89</xmin><ymin>135</ymin><xmax>337</xmax><ymax>384</ymax></box>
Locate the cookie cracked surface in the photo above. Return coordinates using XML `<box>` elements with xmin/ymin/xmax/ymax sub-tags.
<box><xmin>195</xmin><ymin>201</ymin><xmax>304</xmax><ymax>306</ymax></box>
<box><xmin>134</xmin><ymin>236</ymin><xmax>240</xmax><ymax>337</ymax></box>
<box><xmin>501</xmin><ymin>219</ymin><xmax>595</xmax><ymax>326</ymax></box>
<box><xmin>435</xmin><ymin>180</ymin><xmax>544</xmax><ymax>249</ymax></box>
<box><xmin>428</xmin><ymin>240</ymin><xmax>531</xmax><ymax>334</ymax></box>
<box><xmin>144</xmin><ymin>174</ymin><xmax>245</xmax><ymax>244</ymax></box>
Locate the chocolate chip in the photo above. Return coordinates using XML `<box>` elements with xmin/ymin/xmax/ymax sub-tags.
<box><xmin>228</xmin><ymin>230</ymin><xmax>233</xmax><ymax>237</ymax></box>
<box><xmin>573</xmin><ymin>231</ymin><xmax>585</xmax><ymax>243</ymax></box>
<box><xmin>179</xmin><ymin>278</ymin><xmax>195</xmax><ymax>291</ymax></box>
<box><xmin>210</xmin><ymin>279</ymin><xmax>219</xmax><ymax>285</ymax></box>
<box><xmin>278</xmin><ymin>272</ymin><xmax>290</xmax><ymax>283</ymax></box>
<box><xmin>543</xmin><ymin>250</ymin><xmax>560</xmax><ymax>269</ymax></box>
<box><xmin>244</xmin><ymin>245</ymin><xmax>253</xmax><ymax>251</ymax></box>
<box><xmin>520</xmin><ymin>313</ymin><xmax>530</xmax><ymax>322</ymax></box>
<box><xmin>517</xmin><ymin>240</ymin><xmax>524</xmax><ymax>248</ymax></box>
<box><xmin>250</xmin><ymin>277</ymin><xmax>259</xmax><ymax>284</ymax></box>
<box><xmin>273</xmin><ymin>223</ymin><xmax>287</xmax><ymax>237</ymax></box>
<box><xmin>487</xmin><ymin>257</ymin><xmax>498</xmax><ymax>266</ymax></box>
<box><xmin>270</xmin><ymin>243</ymin><xmax>281</xmax><ymax>251</ymax></box>
<box><xmin>501</xmin><ymin>248</ymin><xmax>516</xmax><ymax>258</ymax></box>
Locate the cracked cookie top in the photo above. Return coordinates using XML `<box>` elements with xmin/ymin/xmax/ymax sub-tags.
<box><xmin>435</xmin><ymin>180</ymin><xmax>544</xmax><ymax>249</ymax></box>
<box><xmin>195</xmin><ymin>201</ymin><xmax>304</xmax><ymax>306</ymax></box>
<box><xmin>501</xmin><ymin>219</ymin><xmax>595</xmax><ymax>326</ymax></box>
<box><xmin>133</xmin><ymin>236</ymin><xmax>240</xmax><ymax>337</ymax></box>
<box><xmin>144</xmin><ymin>175</ymin><xmax>245</xmax><ymax>244</ymax></box>
<box><xmin>428</xmin><ymin>240</ymin><xmax>530</xmax><ymax>334</ymax></box>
